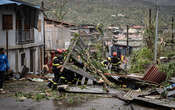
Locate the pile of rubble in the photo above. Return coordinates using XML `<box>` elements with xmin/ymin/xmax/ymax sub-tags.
<box><xmin>8</xmin><ymin>33</ymin><xmax>175</xmax><ymax>109</ymax></box>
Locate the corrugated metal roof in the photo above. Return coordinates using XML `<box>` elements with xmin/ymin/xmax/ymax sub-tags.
<box><xmin>142</xmin><ymin>65</ymin><xmax>166</xmax><ymax>84</ymax></box>
<box><xmin>0</xmin><ymin>0</ymin><xmax>40</xmax><ymax>9</ymax></box>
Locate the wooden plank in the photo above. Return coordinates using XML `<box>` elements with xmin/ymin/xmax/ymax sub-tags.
<box><xmin>64</xmin><ymin>64</ymin><xmax>97</xmax><ymax>82</ymax></box>
<box><xmin>65</xmin><ymin>86</ymin><xmax>120</xmax><ymax>94</ymax></box>
<box><xmin>134</xmin><ymin>97</ymin><xmax>175</xmax><ymax>109</ymax></box>
<box><xmin>60</xmin><ymin>37</ymin><xmax>80</xmax><ymax>72</ymax></box>
<box><xmin>113</xmin><ymin>90</ymin><xmax>175</xmax><ymax>109</ymax></box>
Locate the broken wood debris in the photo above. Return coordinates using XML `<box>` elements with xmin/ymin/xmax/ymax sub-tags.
<box><xmin>133</xmin><ymin>97</ymin><xmax>175</xmax><ymax>109</ymax></box>
<box><xmin>106</xmin><ymin>73</ymin><xmax>159</xmax><ymax>89</ymax></box>
<box><xmin>60</xmin><ymin>86</ymin><xmax>120</xmax><ymax>95</ymax></box>
<box><xmin>64</xmin><ymin>64</ymin><xmax>97</xmax><ymax>82</ymax></box>
<box><xmin>113</xmin><ymin>89</ymin><xmax>175</xmax><ymax>109</ymax></box>
<box><xmin>61</xmin><ymin>34</ymin><xmax>113</xmax><ymax>86</ymax></box>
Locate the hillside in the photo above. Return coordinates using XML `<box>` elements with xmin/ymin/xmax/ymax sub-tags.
<box><xmin>23</xmin><ymin>0</ymin><xmax>175</xmax><ymax>27</ymax></box>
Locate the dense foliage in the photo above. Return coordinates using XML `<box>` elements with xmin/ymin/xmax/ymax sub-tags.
<box><xmin>129</xmin><ymin>47</ymin><xmax>153</xmax><ymax>73</ymax></box>
<box><xmin>23</xmin><ymin>0</ymin><xmax>173</xmax><ymax>27</ymax></box>
<box><xmin>159</xmin><ymin>62</ymin><xmax>175</xmax><ymax>80</ymax></box>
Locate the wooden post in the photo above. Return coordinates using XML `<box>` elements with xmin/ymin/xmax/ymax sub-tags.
<box><xmin>126</xmin><ymin>25</ymin><xmax>129</xmax><ymax>56</ymax></box>
<box><xmin>6</xmin><ymin>30</ymin><xmax>8</xmax><ymax>58</ymax></box>
<box><xmin>41</xmin><ymin>1</ymin><xmax>46</xmax><ymax>64</ymax></box>
<box><xmin>60</xmin><ymin>36</ymin><xmax>79</xmax><ymax>72</ymax></box>
<box><xmin>102</xmin><ymin>38</ymin><xmax>106</xmax><ymax>58</ymax></box>
<box><xmin>172</xmin><ymin>17</ymin><xmax>174</xmax><ymax>43</ymax></box>
<box><xmin>148</xmin><ymin>9</ymin><xmax>152</xmax><ymax>49</ymax></box>
<box><xmin>149</xmin><ymin>9</ymin><xmax>152</xmax><ymax>27</ymax></box>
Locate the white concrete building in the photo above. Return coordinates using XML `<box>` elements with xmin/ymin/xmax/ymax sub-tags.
<box><xmin>0</xmin><ymin>0</ymin><xmax>44</xmax><ymax>74</ymax></box>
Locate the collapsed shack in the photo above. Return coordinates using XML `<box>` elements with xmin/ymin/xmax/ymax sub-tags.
<box><xmin>58</xmin><ymin>32</ymin><xmax>167</xmax><ymax>89</ymax></box>
<box><xmin>59</xmin><ymin>47</ymin><xmax>175</xmax><ymax>109</ymax></box>
<box><xmin>15</xmin><ymin>28</ymin><xmax>174</xmax><ymax>109</ymax></box>
<box><xmin>5</xmin><ymin>33</ymin><xmax>175</xmax><ymax>109</ymax></box>
<box><xmin>60</xmin><ymin>33</ymin><xmax>113</xmax><ymax>86</ymax></box>
<box><xmin>107</xmin><ymin>64</ymin><xmax>166</xmax><ymax>89</ymax></box>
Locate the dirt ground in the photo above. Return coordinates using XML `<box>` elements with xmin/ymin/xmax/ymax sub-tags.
<box><xmin>0</xmin><ymin>80</ymin><xmax>163</xmax><ymax>110</ymax></box>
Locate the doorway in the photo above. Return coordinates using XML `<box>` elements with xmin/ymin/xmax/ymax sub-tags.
<box><xmin>30</xmin><ymin>48</ymin><xmax>35</xmax><ymax>72</ymax></box>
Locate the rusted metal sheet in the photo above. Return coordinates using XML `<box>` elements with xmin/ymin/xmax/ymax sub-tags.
<box><xmin>142</xmin><ymin>65</ymin><xmax>166</xmax><ymax>84</ymax></box>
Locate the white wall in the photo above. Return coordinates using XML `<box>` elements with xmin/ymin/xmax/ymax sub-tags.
<box><xmin>0</xmin><ymin>7</ymin><xmax>44</xmax><ymax>74</ymax></box>
<box><xmin>8</xmin><ymin>50</ymin><xmax>16</xmax><ymax>72</ymax></box>
<box><xmin>0</xmin><ymin>9</ymin><xmax>16</xmax><ymax>48</ymax></box>
<box><xmin>25</xmin><ymin>49</ymin><xmax>30</xmax><ymax>72</ymax></box>
<box><xmin>34</xmin><ymin>12</ymin><xmax>44</xmax><ymax>44</ymax></box>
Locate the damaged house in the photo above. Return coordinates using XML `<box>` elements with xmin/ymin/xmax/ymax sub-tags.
<box><xmin>0</xmin><ymin>0</ymin><xmax>44</xmax><ymax>74</ymax></box>
<box><xmin>45</xmin><ymin>18</ymin><xmax>76</xmax><ymax>50</ymax></box>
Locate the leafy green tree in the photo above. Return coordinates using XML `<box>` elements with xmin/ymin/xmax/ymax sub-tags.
<box><xmin>129</xmin><ymin>47</ymin><xmax>153</xmax><ymax>73</ymax></box>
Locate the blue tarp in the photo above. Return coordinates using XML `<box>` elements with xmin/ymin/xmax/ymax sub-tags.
<box><xmin>0</xmin><ymin>0</ymin><xmax>39</xmax><ymax>9</ymax></box>
<box><xmin>0</xmin><ymin>0</ymin><xmax>21</xmax><ymax>5</ymax></box>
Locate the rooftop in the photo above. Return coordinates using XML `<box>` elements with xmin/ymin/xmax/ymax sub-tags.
<box><xmin>0</xmin><ymin>0</ymin><xmax>40</xmax><ymax>9</ymax></box>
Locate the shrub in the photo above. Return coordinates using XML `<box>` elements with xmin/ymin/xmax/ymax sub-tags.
<box><xmin>159</xmin><ymin>62</ymin><xmax>175</xmax><ymax>80</ymax></box>
<box><xmin>129</xmin><ymin>47</ymin><xmax>153</xmax><ymax>73</ymax></box>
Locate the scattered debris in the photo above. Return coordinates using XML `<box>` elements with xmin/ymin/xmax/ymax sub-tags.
<box><xmin>60</xmin><ymin>35</ymin><xmax>113</xmax><ymax>86</ymax></box>
<box><xmin>123</xmin><ymin>89</ymin><xmax>142</xmax><ymax>100</ymax></box>
<box><xmin>63</xmin><ymin>86</ymin><xmax>120</xmax><ymax>94</ymax></box>
<box><xmin>28</xmin><ymin>78</ymin><xmax>44</xmax><ymax>82</ymax></box>
<box><xmin>142</xmin><ymin>65</ymin><xmax>166</xmax><ymax>84</ymax></box>
<box><xmin>64</xmin><ymin>64</ymin><xmax>98</xmax><ymax>82</ymax></box>
<box><xmin>133</xmin><ymin>97</ymin><xmax>175</xmax><ymax>109</ymax></box>
<box><xmin>44</xmin><ymin>73</ymin><xmax>54</xmax><ymax>79</ymax></box>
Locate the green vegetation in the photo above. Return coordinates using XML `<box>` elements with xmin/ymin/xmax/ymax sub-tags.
<box><xmin>129</xmin><ymin>47</ymin><xmax>153</xmax><ymax>73</ymax></box>
<box><xmin>159</xmin><ymin>62</ymin><xmax>175</xmax><ymax>80</ymax></box>
<box><xmin>143</xmin><ymin>18</ymin><xmax>155</xmax><ymax>52</ymax></box>
<box><xmin>23</xmin><ymin>0</ymin><xmax>175</xmax><ymax>81</ymax></box>
<box><xmin>15</xmin><ymin>91</ymin><xmax>48</xmax><ymax>101</ymax></box>
<box><xmin>23</xmin><ymin>0</ymin><xmax>173</xmax><ymax>27</ymax></box>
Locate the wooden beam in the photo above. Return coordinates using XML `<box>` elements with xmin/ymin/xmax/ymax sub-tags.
<box><xmin>60</xmin><ymin>36</ymin><xmax>80</xmax><ymax>72</ymax></box>
<box><xmin>6</xmin><ymin>30</ymin><xmax>8</xmax><ymax>58</ymax></box>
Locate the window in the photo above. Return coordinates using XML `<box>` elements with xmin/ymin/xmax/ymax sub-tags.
<box><xmin>3</xmin><ymin>15</ymin><xmax>13</xmax><ymax>30</ymax></box>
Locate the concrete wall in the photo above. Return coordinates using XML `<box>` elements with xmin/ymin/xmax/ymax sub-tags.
<box><xmin>8</xmin><ymin>50</ymin><xmax>16</xmax><ymax>72</ymax></box>
<box><xmin>0</xmin><ymin>7</ymin><xmax>44</xmax><ymax>73</ymax></box>
<box><xmin>0</xmin><ymin>9</ymin><xmax>16</xmax><ymax>48</ymax></box>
